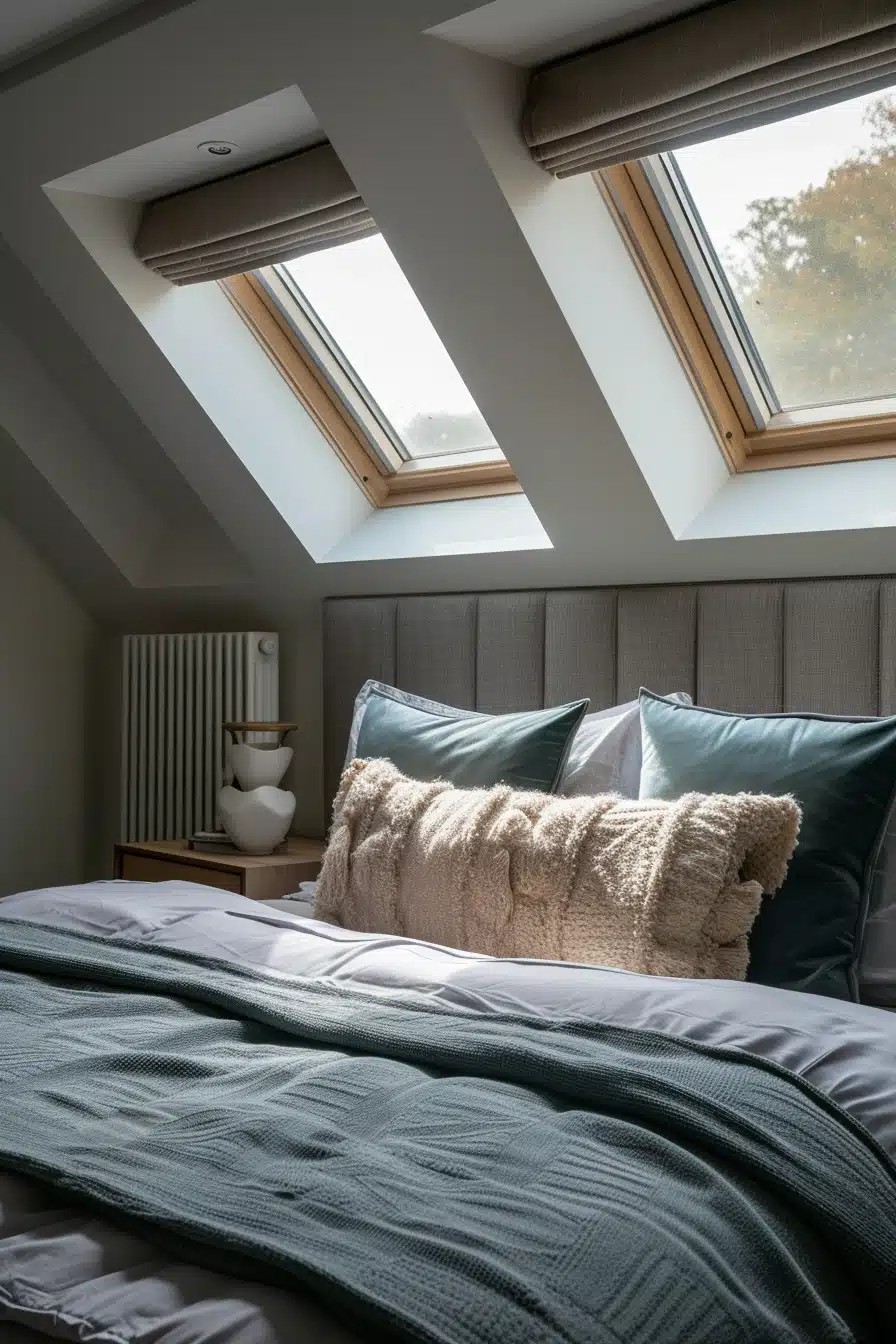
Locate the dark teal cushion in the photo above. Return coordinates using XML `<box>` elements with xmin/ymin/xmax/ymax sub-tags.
<box><xmin>350</xmin><ymin>681</ymin><xmax>588</xmax><ymax>792</ymax></box>
<box><xmin>638</xmin><ymin>690</ymin><xmax>896</xmax><ymax>1001</ymax></box>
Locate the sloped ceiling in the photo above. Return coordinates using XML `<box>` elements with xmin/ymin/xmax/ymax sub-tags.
<box><xmin>51</xmin><ymin>85</ymin><xmax>321</xmax><ymax>201</ymax></box>
<box><xmin>1</xmin><ymin>0</ymin><xmax>895</xmax><ymax>634</ymax></box>
<box><xmin>430</xmin><ymin>0</ymin><xmax>704</xmax><ymax>65</ymax></box>
<box><xmin>0</xmin><ymin>0</ymin><xmax>192</xmax><ymax>78</ymax></box>
<box><xmin>0</xmin><ymin>0</ymin><xmax>143</xmax><ymax>66</ymax></box>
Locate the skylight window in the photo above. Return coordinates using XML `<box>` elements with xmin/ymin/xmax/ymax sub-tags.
<box><xmin>599</xmin><ymin>86</ymin><xmax>896</xmax><ymax>470</ymax></box>
<box><xmin>221</xmin><ymin>233</ymin><xmax>517</xmax><ymax>507</ymax></box>
<box><xmin>282</xmin><ymin>237</ymin><xmax>497</xmax><ymax>462</ymax></box>
<box><xmin>667</xmin><ymin>89</ymin><xmax>896</xmax><ymax>419</ymax></box>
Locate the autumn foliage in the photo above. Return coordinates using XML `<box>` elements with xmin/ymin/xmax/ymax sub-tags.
<box><xmin>729</xmin><ymin>97</ymin><xmax>896</xmax><ymax>409</ymax></box>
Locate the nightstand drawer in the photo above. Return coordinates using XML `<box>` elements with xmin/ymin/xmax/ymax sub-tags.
<box><xmin>118</xmin><ymin>853</ymin><xmax>243</xmax><ymax>894</ymax></box>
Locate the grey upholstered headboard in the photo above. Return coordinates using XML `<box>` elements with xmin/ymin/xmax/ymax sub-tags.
<box><xmin>323</xmin><ymin>578</ymin><xmax>896</xmax><ymax>802</ymax></box>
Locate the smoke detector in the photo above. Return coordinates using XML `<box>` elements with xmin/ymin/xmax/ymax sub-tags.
<box><xmin>197</xmin><ymin>141</ymin><xmax>238</xmax><ymax>157</ymax></box>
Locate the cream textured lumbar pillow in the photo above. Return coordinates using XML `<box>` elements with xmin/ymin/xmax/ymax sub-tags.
<box><xmin>316</xmin><ymin>758</ymin><xmax>801</xmax><ymax>980</ymax></box>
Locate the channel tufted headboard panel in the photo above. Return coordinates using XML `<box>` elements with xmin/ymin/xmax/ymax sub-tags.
<box><xmin>323</xmin><ymin>579</ymin><xmax>896</xmax><ymax>804</ymax></box>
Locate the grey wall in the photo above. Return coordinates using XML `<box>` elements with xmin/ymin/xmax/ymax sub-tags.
<box><xmin>0</xmin><ymin>514</ymin><xmax>103</xmax><ymax>895</ymax></box>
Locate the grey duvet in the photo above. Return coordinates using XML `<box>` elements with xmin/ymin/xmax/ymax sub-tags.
<box><xmin>0</xmin><ymin>881</ymin><xmax>894</xmax><ymax>1343</ymax></box>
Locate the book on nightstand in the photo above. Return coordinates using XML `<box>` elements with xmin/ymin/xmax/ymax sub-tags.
<box><xmin>188</xmin><ymin>831</ymin><xmax>287</xmax><ymax>854</ymax></box>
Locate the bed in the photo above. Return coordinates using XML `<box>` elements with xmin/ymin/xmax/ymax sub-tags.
<box><xmin>2</xmin><ymin>577</ymin><xmax>896</xmax><ymax>1342</ymax></box>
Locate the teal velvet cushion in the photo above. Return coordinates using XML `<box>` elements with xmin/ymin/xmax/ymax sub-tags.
<box><xmin>349</xmin><ymin>681</ymin><xmax>588</xmax><ymax>793</ymax></box>
<box><xmin>638</xmin><ymin>690</ymin><xmax>896</xmax><ymax>1000</ymax></box>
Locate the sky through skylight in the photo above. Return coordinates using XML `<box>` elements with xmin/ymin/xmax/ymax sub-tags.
<box><xmin>670</xmin><ymin>85</ymin><xmax>896</xmax><ymax>409</ymax></box>
<box><xmin>283</xmin><ymin>235</ymin><xmax>498</xmax><ymax>459</ymax></box>
<box><xmin>673</xmin><ymin>90</ymin><xmax>885</xmax><ymax>264</ymax></box>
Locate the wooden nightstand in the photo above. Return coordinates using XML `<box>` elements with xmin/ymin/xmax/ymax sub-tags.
<box><xmin>113</xmin><ymin>837</ymin><xmax>325</xmax><ymax>901</ymax></box>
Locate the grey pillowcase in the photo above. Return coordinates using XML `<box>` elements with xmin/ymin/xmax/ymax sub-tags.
<box><xmin>346</xmin><ymin>681</ymin><xmax>588</xmax><ymax>793</ymax></box>
<box><xmin>639</xmin><ymin>690</ymin><xmax>896</xmax><ymax>1003</ymax></box>
<box><xmin>861</xmin><ymin>819</ymin><xmax>896</xmax><ymax>1007</ymax></box>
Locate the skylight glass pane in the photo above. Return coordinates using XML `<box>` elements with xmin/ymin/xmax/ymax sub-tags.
<box><xmin>671</xmin><ymin>88</ymin><xmax>896</xmax><ymax>412</ymax></box>
<box><xmin>282</xmin><ymin>235</ymin><xmax>498</xmax><ymax>459</ymax></box>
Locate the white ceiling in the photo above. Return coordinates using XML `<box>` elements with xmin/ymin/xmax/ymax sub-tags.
<box><xmin>0</xmin><ymin>0</ymin><xmax>147</xmax><ymax>68</ymax></box>
<box><xmin>51</xmin><ymin>87</ymin><xmax>322</xmax><ymax>202</ymax></box>
<box><xmin>430</xmin><ymin>0</ymin><xmax>705</xmax><ymax>65</ymax></box>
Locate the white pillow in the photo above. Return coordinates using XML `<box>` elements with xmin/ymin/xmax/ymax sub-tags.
<box><xmin>558</xmin><ymin>692</ymin><xmax>692</xmax><ymax>799</ymax></box>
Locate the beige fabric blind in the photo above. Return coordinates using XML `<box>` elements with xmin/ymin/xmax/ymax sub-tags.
<box><xmin>524</xmin><ymin>0</ymin><xmax>896</xmax><ymax>177</ymax></box>
<box><xmin>135</xmin><ymin>142</ymin><xmax>376</xmax><ymax>285</ymax></box>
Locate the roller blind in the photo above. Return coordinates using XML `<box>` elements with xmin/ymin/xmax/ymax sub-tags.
<box><xmin>524</xmin><ymin>0</ymin><xmax>896</xmax><ymax>176</ymax></box>
<box><xmin>135</xmin><ymin>141</ymin><xmax>376</xmax><ymax>285</ymax></box>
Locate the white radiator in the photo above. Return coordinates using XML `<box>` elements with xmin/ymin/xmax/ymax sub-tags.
<box><xmin>121</xmin><ymin>632</ymin><xmax>279</xmax><ymax>842</ymax></box>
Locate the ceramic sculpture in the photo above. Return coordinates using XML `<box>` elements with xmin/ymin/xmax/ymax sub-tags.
<box><xmin>218</xmin><ymin>722</ymin><xmax>298</xmax><ymax>855</ymax></box>
<box><xmin>217</xmin><ymin>784</ymin><xmax>296</xmax><ymax>855</ymax></box>
<box><xmin>230</xmin><ymin>741</ymin><xmax>293</xmax><ymax>791</ymax></box>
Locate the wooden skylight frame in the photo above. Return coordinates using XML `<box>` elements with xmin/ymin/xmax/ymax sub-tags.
<box><xmin>597</xmin><ymin>161</ymin><xmax>896</xmax><ymax>474</ymax></box>
<box><xmin>220</xmin><ymin>273</ymin><xmax>520</xmax><ymax>508</ymax></box>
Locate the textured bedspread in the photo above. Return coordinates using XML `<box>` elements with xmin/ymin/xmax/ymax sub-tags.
<box><xmin>0</xmin><ymin>886</ymin><xmax>895</xmax><ymax>1342</ymax></box>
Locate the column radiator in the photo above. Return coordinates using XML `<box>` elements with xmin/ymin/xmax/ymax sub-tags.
<box><xmin>121</xmin><ymin>632</ymin><xmax>279</xmax><ymax>843</ymax></box>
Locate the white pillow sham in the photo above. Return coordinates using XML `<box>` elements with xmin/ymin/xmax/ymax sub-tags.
<box><xmin>558</xmin><ymin>691</ymin><xmax>692</xmax><ymax>799</ymax></box>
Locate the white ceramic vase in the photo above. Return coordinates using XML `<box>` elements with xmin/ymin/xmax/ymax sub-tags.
<box><xmin>218</xmin><ymin>784</ymin><xmax>296</xmax><ymax>856</ymax></box>
<box><xmin>230</xmin><ymin>742</ymin><xmax>293</xmax><ymax>791</ymax></box>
